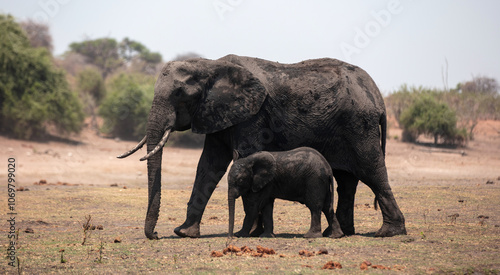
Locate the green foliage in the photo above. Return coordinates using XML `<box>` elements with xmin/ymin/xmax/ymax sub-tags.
<box><xmin>400</xmin><ymin>95</ymin><xmax>462</xmax><ymax>145</ymax></box>
<box><xmin>70</xmin><ymin>37</ymin><xmax>163</xmax><ymax>79</ymax></box>
<box><xmin>0</xmin><ymin>14</ymin><xmax>84</xmax><ymax>139</ymax></box>
<box><xmin>69</xmin><ymin>38</ymin><xmax>122</xmax><ymax>79</ymax></box>
<box><xmin>77</xmin><ymin>68</ymin><xmax>106</xmax><ymax>104</ymax></box>
<box><xmin>387</xmin><ymin>80</ymin><xmax>500</xmax><ymax>144</ymax></box>
<box><xmin>98</xmin><ymin>73</ymin><xmax>155</xmax><ymax>140</ymax></box>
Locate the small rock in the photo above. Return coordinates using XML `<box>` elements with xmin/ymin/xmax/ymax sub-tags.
<box><xmin>299</xmin><ymin>249</ymin><xmax>315</xmax><ymax>257</ymax></box>
<box><xmin>114</xmin><ymin>237</ymin><xmax>121</xmax><ymax>243</ymax></box>
<box><xmin>317</xmin><ymin>248</ymin><xmax>328</xmax><ymax>255</ymax></box>
<box><xmin>486</xmin><ymin>180</ymin><xmax>494</xmax><ymax>184</ymax></box>
<box><xmin>25</xmin><ymin>228</ymin><xmax>34</xmax><ymax>234</ymax></box>
<box><xmin>210</xmin><ymin>251</ymin><xmax>223</xmax><ymax>257</ymax></box>
<box><xmin>323</xmin><ymin>261</ymin><xmax>342</xmax><ymax>270</ymax></box>
<box><xmin>256</xmin><ymin>246</ymin><xmax>275</xmax><ymax>255</ymax></box>
<box><xmin>223</xmin><ymin>245</ymin><xmax>241</xmax><ymax>254</ymax></box>
<box><xmin>372</xmin><ymin>264</ymin><xmax>391</xmax><ymax>270</ymax></box>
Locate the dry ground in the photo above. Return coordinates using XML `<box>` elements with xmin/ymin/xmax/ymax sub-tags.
<box><xmin>1</xmin><ymin>121</ymin><xmax>500</xmax><ymax>274</ymax></box>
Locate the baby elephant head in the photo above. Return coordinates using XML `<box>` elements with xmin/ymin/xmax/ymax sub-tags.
<box><xmin>227</xmin><ymin>151</ymin><xmax>277</xmax><ymax>237</ymax></box>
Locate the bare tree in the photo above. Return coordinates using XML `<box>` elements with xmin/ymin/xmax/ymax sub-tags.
<box><xmin>460</xmin><ymin>76</ymin><xmax>499</xmax><ymax>96</ymax></box>
<box><xmin>20</xmin><ymin>19</ymin><xmax>53</xmax><ymax>52</ymax></box>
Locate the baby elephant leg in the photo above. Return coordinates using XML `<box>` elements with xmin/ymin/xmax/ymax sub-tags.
<box><xmin>322</xmin><ymin>204</ymin><xmax>344</xmax><ymax>238</ymax></box>
<box><xmin>304</xmin><ymin>208</ymin><xmax>323</xmax><ymax>238</ymax></box>
<box><xmin>259</xmin><ymin>200</ymin><xmax>275</xmax><ymax>238</ymax></box>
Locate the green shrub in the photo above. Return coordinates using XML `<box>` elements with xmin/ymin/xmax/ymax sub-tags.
<box><xmin>0</xmin><ymin>14</ymin><xmax>84</xmax><ymax>139</ymax></box>
<box><xmin>98</xmin><ymin>72</ymin><xmax>205</xmax><ymax>147</ymax></box>
<box><xmin>77</xmin><ymin>68</ymin><xmax>106</xmax><ymax>104</ymax></box>
<box><xmin>400</xmin><ymin>95</ymin><xmax>463</xmax><ymax>145</ymax></box>
<box><xmin>98</xmin><ymin>73</ymin><xmax>154</xmax><ymax>139</ymax></box>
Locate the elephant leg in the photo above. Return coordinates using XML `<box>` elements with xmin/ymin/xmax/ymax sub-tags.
<box><xmin>235</xmin><ymin>202</ymin><xmax>259</xmax><ymax>237</ymax></box>
<box><xmin>304</xmin><ymin>208</ymin><xmax>323</xmax><ymax>238</ymax></box>
<box><xmin>322</xmin><ymin>197</ymin><xmax>344</xmax><ymax>238</ymax></box>
<box><xmin>362</xmin><ymin>165</ymin><xmax>406</xmax><ymax>237</ymax></box>
<box><xmin>334</xmin><ymin>171</ymin><xmax>359</xmax><ymax>235</ymax></box>
<box><xmin>249</xmin><ymin>214</ymin><xmax>265</xmax><ymax>237</ymax></box>
<box><xmin>174</xmin><ymin>133</ymin><xmax>232</xmax><ymax>238</ymax></box>
<box><xmin>259</xmin><ymin>200</ymin><xmax>275</xmax><ymax>238</ymax></box>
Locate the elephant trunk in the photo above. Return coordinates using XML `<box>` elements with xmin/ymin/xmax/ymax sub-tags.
<box><xmin>228</xmin><ymin>188</ymin><xmax>238</xmax><ymax>237</ymax></box>
<box><xmin>143</xmin><ymin>106</ymin><xmax>175</xmax><ymax>239</ymax></box>
<box><xmin>144</xmin><ymin>138</ymin><xmax>163</xmax><ymax>240</ymax></box>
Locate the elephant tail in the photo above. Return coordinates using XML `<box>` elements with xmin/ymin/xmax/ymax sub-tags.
<box><xmin>380</xmin><ymin>113</ymin><xmax>387</xmax><ymax>157</ymax></box>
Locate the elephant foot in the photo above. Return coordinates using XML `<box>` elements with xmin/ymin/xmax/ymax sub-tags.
<box><xmin>174</xmin><ymin>222</ymin><xmax>200</xmax><ymax>238</ymax></box>
<box><xmin>374</xmin><ymin>223</ymin><xmax>407</xmax><ymax>237</ymax></box>
<box><xmin>323</xmin><ymin>227</ymin><xmax>344</xmax><ymax>239</ymax></box>
<box><xmin>259</xmin><ymin>232</ymin><xmax>275</xmax><ymax>238</ymax></box>
<box><xmin>340</xmin><ymin>226</ymin><xmax>355</xmax><ymax>236</ymax></box>
<box><xmin>249</xmin><ymin>225</ymin><xmax>264</xmax><ymax>237</ymax></box>
<box><xmin>234</xmin><ymin>230</ymin><xmax>250</xmax><ymax>238</ymax></box>
<box><xmin>145</xmin><ymin>231</ymin><xmax>159</xmax><ymax>240</ymax></box>
<box><xmin>304</xmin><ymin>231</ymin><xmax>323</xmax><ymax>238</ymax></box>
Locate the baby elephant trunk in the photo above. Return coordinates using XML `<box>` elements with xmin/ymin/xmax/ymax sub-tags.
<box><xmin>228</xmin><ymin>188</ymin><xmax>238</xmax><ymax>237</ymax></box>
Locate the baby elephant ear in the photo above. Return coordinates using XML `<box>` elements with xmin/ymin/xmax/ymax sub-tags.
<box><xmin>191</xmin><ymin>62</ymin><xmax>267</xmax><ymax>134</ymax></box>
<box><xmin>251</xmin><ymin>152</ymin><xmax>277</xmax><ymax>192</ymax></box>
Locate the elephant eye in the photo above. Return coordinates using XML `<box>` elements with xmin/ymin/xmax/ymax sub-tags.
<box><xmin>173</xmin><ymin>88</ymin><xmax>184</xmax><ymax>97</ymax></box>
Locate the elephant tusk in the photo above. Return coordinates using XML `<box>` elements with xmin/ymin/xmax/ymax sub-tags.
<box><xmin>140</xmin><ymin>128</ymin><xmax>171</xmax><ymax>161</ymax></box>
<box><xmin>117</xmin><ymin>135</ymin><xmax>147</xmax><ymax>158</ymax></box>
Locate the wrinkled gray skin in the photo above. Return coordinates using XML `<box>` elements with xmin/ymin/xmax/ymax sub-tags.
<box><xmin>227</xmin><ymin>148</ymin><xmax>344</xmax><ymax>239</ymax></box>
<box><xmin>118</xmin><ymin>54</ymin><xmax>406</xmax><ymax>239</ymax></box>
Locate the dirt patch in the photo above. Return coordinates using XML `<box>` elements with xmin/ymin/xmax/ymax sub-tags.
<box><xmin>0</xmin><ymin>121</ymin><xmax>499</xmax><ymax>273</ymax></box>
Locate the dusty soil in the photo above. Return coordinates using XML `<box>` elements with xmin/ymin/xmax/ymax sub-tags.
<box><xmin>1</xmin><ymin>120</ymin><xmax>499</xmax><ymax>273</ymax></box>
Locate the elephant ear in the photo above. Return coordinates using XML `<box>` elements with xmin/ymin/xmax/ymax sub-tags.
<box><xmin>191</xmin><ymin>62</ymin><xmax>267</xmax><ymax>134</ymax></box>
<box><xmin>251</xmin><ymin>152</ymin><xmax>277</xmax><ymax>193</ymax></box>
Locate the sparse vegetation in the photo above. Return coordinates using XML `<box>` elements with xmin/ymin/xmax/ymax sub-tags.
<box><xmin>386</xmin><ymin>81</ymin><xmax>500</xmax><ymax>145</ymax></box>
<box><xmin>6</xmin><ymin>181</ymin><xmax>499</xmax><ymax>274</ymax></box>
<box><xmin>81</xmin><ymin>215</ymin><xmax>93</xmax><ymax>245</ymax></box>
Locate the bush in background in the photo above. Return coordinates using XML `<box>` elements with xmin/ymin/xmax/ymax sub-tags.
<box><xmin>399</xmin><ymin>95</ymin><xmax>465</xmax><ymax>146</ymax></box>
<box><xmin>0</xmin><ymin>14</ymin><xmax>83</xmax><ymax>139</ymax></box>
<box><xmin>98</xmin><ymin>73</ymin><xmax>154</xmax><ymax>140</ymax></box>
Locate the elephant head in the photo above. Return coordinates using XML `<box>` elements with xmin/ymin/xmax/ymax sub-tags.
<box><xmin>118</xmin><ymin>58</ymin><xmax>267</xmax><ymax>239</ymax></box>
<box><xmin>227</xmin><ymin>152</ymin><xmax>276</xmax><ymax>237</ymax></box>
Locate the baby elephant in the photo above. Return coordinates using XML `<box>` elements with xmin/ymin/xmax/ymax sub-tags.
<box><xmin>228</xmin><ymin>147</ymin><xmax>344</xmax><ymax>238</ymax></box>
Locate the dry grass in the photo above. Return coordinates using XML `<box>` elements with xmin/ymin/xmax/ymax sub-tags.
<box><xmin>1</xmin><ymin>181</ymin><xmax>498</xmax><ymax>274</ymax></box>
<box><xmin>1</xmin><ymin>121</ymin><xmax>499</xmax><ymax>273</ymax></box>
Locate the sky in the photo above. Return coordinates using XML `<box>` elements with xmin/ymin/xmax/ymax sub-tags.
<box><xmin>1</xmin><ymin>0</ymin><xmax>499</xmax><ymax>94</ymax></box>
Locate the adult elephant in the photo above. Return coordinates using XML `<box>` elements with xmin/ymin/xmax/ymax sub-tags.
<box><xmin>118</xmin><ymin>54</ymin><xmax>406</xmax><ymax>239</ymax></box>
